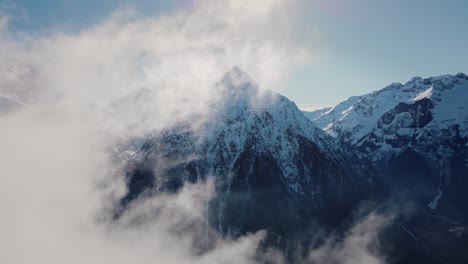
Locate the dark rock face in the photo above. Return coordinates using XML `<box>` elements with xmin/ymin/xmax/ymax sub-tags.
<box><xmin>211</xmin><ymin>146</ymin><xmax>295</xmax><ymax>236</ymax></box>
<box><xmin>358</xmin><ymin>98</ymin><xmax>434</xmax><ymax>152</ymax></box>
<box><xmin>359</xmin><ymin>97</ymin><xmax>468</xmax><ymax>222</ymax></box>
<box><xmin>378</xmin><ymin>211</ymin><xmax>468</xmax><ymax>264</ymax></box>
<box><xmin>440</xmin><ymin>145</ymin><xmax>468</xmax><ymax>222</ymax></box>
<box><xmin>355</xmin><ymin>99</ymin><xmax>439</xmax><ymax>205</ymax></box>
<box><xmin>121</xmin><ymin>165</ymin><xmax>155</xmax><ymax>207</ymax></box>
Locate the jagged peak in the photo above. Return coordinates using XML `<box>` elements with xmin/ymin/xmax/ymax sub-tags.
<box><xmin>220</xmin><ymin>66</ymin><xmax>258</xmax><ymax>91</ymax></box>
<box><xmin>209</xmin><ymin>68</ymin><xmax>320</xmax><ymax>139</ymax></box>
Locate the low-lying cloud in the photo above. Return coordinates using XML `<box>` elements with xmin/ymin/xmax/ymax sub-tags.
<box><xmin>308</xmin><ymin>212</ymin><xmax>393</xmax><ymax>264</ymax></box>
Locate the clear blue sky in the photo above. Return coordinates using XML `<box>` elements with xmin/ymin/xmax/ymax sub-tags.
<box><xmin>3</xmin><ymin>0</ymin><xmax>468</xmax><ymax>109</ymax></box>
<box><xmin>3</xmin><ymin>0</ymin><xmax>189</xmax><ymax>31</ymax></box>
<box><xmin>290</xmin><ymin>0</ymin><xmax>468</xmax><ymax>109</ymax></box>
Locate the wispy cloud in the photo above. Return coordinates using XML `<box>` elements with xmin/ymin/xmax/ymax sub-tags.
<box><xmin>308</xmin><ymin>212</ymin><xmax>393</xmax><ymax>264</ymax></box>
<box><xmin>0</xmin><ymin>1</ymin><xmax>308</xmax><ymax>263</ymax></box>
<box><xmin>1</xmin><ymin>0</ymin><xmax>310</xmax><ymax>133</ymax></box>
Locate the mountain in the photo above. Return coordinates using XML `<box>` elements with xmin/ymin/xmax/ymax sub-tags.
<box><xmin>310</xmin><ymin>73</ymin><xmax>468</xmax><ymax>215</ymax></box>
<box><xmin>309</xmin><ymin>73</ymin><xmax>468</xmax><ymax>263</ymax></box>
<box><xmin>117</xmin><ymin>67</ymin><xmax>379</xmax><ymax>237</ymax></box>
<box><xmin>310</xmin><ymin>74</ymin><xmax>468</xmax><ymax>152</ymax></box>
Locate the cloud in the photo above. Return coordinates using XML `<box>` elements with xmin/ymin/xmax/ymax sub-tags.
<box><xmin>307</xmin><ymin>212</ymin><xmax>393</xmax><ymax>264</ymax></box>
<box><xmin>1</xmin><ymin>0</ymin><xmax>311</xmax><ymax>133</ymax></box>
<box><xmin>0</xmin><ymin>1</ymin><xmax>394</xmax><ymax>264</ymax></box>
<box><xmin>0</xmin><ymin>106</ymin><xmax>269</xmax><ymax>263</ymax></box>
<box><xmin>0</xmin><ymin>1</ymin><xmax>308</xmax><ymax>263</ymax></box>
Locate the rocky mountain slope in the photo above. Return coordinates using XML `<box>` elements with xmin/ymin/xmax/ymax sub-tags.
<box><xmin>308</xmin><ymin>73</ymin><xmax>468</xmax><ymax>263</ymax></box>
<box><xmin>309</xmin><ymin>73</ymin><xmax>468</xmax><ymax>165</ymax></box>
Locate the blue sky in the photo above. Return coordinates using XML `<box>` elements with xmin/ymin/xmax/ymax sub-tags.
<box><xmin>3</xmin><ymin>0</ymin><xmax>189</xmax><ymax>31</ymax></box>
<box><xmin>3</xmin><ymin>0</ymin><xmax>468</xmax><ymax>109</ymax></box>
<box><xmin>290</xmin><ymin>0</ymin><xmax>468</xmax><ymax>109</ymax></box>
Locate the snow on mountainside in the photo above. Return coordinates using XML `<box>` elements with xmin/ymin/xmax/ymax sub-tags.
<box><xmin>118</xmin><ymin>67</ymin><xmax>377</xmax><ymax>233</ymax></box>
<box><xmin>311</xmin><ymin>73</ymin><xmax>468</xmax><ymax>163</ymax></box>
<box><xmin>197</xmin><ymin>67</ymin><xmax>373</xmax><ymax>193</ymax></box>
<box><xmin>310</xmin><ymin>73</ymin><xmax>468</xmax><ymax>222</ymax></box>
<box><xmin>306</xmin><ymin>95</ymin><xmax>363</xmax><ymax>136</ymax></box>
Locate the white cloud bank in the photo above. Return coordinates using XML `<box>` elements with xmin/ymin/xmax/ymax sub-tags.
<box><xmin>0</xmin><ymin>1</ymin><xmax>304</xmax><ymax>263</ymax></box>
<box><xmin>0</xmin><ymin>1</ymin><xmax>390</xmax><ymax>263</ymax></box>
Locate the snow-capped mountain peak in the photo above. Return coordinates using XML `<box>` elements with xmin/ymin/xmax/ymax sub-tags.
<box><xmin>119</xmin><ymin>67</ymin><xmax>377</xmax><ymax>233</ymax></box>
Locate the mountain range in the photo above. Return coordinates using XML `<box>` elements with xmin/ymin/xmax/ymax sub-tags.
<box><xmin>306</xmin><ymin>73</ymin><xmax>468</xmax><ymax>263</ymax></box>
<box><xmin>4</xmin><ymin>64</ymin><xmax>466</xmax><ymax>263</ymax></box>
<box><xmin>116</xmin><ymin>68</ymin><xmax>468</xmax><ymax>263</ymax></box>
